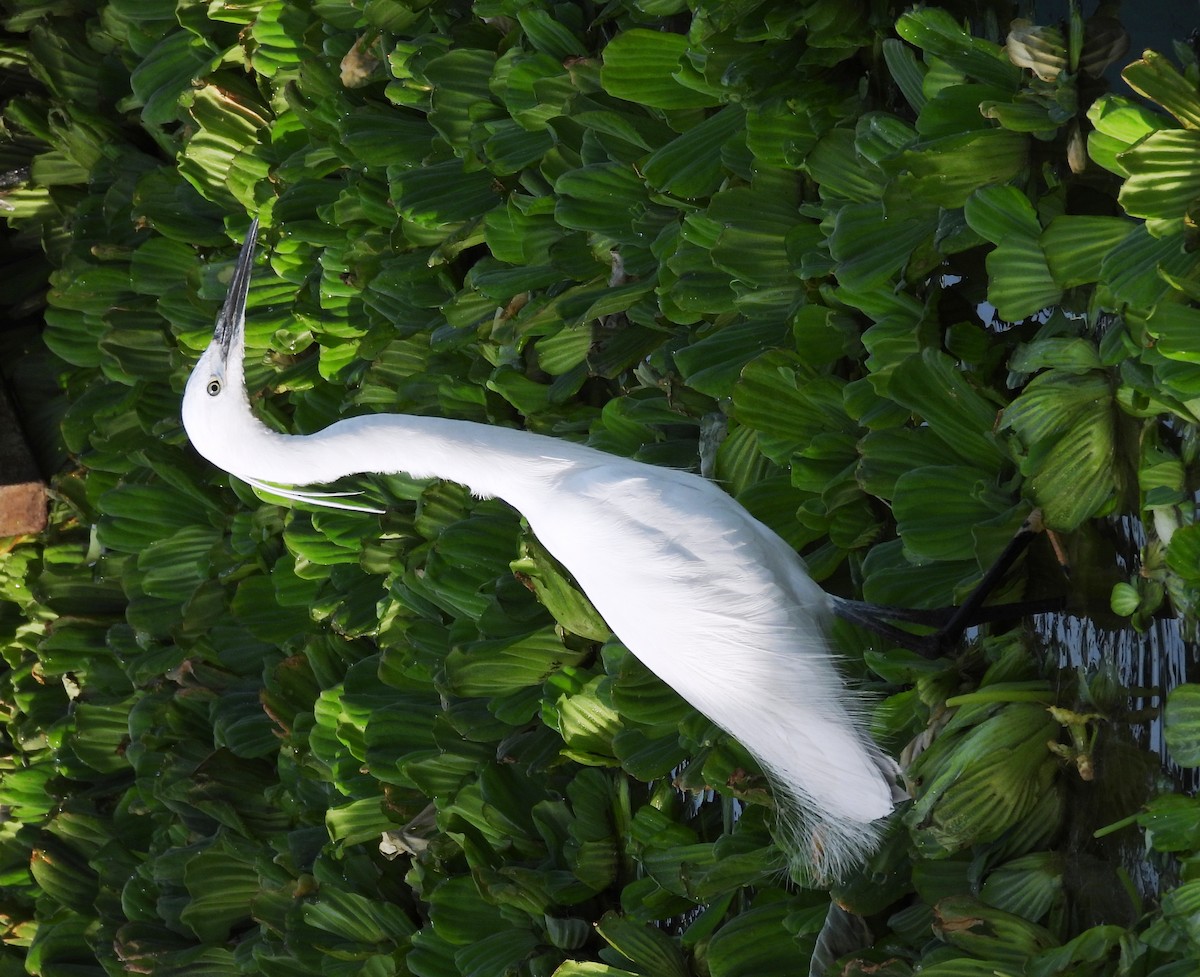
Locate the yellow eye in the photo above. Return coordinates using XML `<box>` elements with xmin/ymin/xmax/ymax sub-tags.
<box><xmin>207</xmin><ymin>378</ymin><xmax>221</xmax><ymax>396</ymax></box>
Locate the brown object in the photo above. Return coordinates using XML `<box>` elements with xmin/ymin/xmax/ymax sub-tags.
<box><xmin>0</xmin><ymin>375</ymin><xmax>47</xmax><ymax>536</ymax></box>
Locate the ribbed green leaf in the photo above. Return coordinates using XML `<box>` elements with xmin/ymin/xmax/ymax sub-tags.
<box><xmin>557</xmin><ymin>278</ymin><xmax>656</xmax><ymax>326</ymax></box>
<box><xmin>1159</xmin><ymin>880</ymin><xmax>1200</xmax><ymax>951</ymax></box>
<box><xmin>860</xmin><ymin>112</ymin><xmax>920</xmax><ymax>160</ymax></box>
<box><xmin>232</xmin><ymin>575</ymin><xmax>312</xmax><ymax>643</ymax></box>
<box><xmin>827</xmin><ymin>201</ymin><xmax>934</xmax><ymax>289</ymax></box>
<box><xmin>0</xmin><ymin>759</ymin><xmax>55</xmax><ymax>818</ymax></box>
<box><xmin>180</xmin><ymin>836</ymin><xmax>261</xmax><ymax>943</ymax></box>
<box><xmin>178</xmin><ymin>83</ymin><xmax>268</xmax><ymax>207</ymax></box>
<box><xmin>1087</xmin><ymin>93</ymin><xmax>1166</xmax><ymax>145</ymax></box>
<box><xmin>96</xmin><ymin>484</ymin><xmax>213</xmax><ymax>552</ymax></box>
<box><xmin>554</xmin><ymin>162</ymin><xmax>657</xmax><ymax>243</ymax></box>
<box><xmin>596</xmin><ymin>912</ymin><xmax>689</xmax><ymax>977</ymax></box>
<box><xmin>1123</xmin><ymin>50</ymin><xmax>1200</xmax><ymax>128</ymax></box>
<box><xmin>882</xmin><ymin>37</ymin><xmax>928</xmax><ymax>113</ymax></box>
<box><xmin>965</xmin><ymin>184</ymin><xmax>1043</xmax><ymax>244</ymax></box>
<box><xmin>362</xmin><ymin>699</ymin><xmax>440</xmax><ymax>781</ymax></box>
<box><xmin>985</xmin><ymin>235</ymin><xmax>1062</xmax><ymax>322</ymax></box>
<box><xmin>445</xmin><ymin>627</ymin><xmax>587</xmax><ymax>696</ymax></box>
<box><xmin>607</xmin><ymin>645</ymin><xmax>692</xmax><ymax>730</ymax></box>
<box><xmin>424</xmin><ymin>47</ymin><xmax>501</xmax><ymax>146</ymax></box>
<box><xmin>130</xmin><ymin>236</ymin><xmax>198</xmax><ymax>297</ymax></box>
<box><xmin>746</xmin><ymin>98</ymin><xmax>819</xmax><ymax>166</ymax></box>
<box><xmin>42</xmin><ymin>305</ymin><xmax>104</xmax><ymax>368</ymax></box>
<box><xmin>408</xmin><ymin>513</ymin><xmax>522</xmax><ymax>619</ymax></box>
<box><xmin>642</xmin><ymin>104</ymin><xmax>745</xmax><ymax>198</ymax></box>
<box><xmin>1001</xmin><ymin>370</ymin><xmax>1118</xmax><ymax>530</ymax></box>
<box><xmin>48</xmin><ymin>265</ymin><xmax>137</xmax><ymax>316</ymax></box>
<box><xmin>405</xmin><ymin>928</ymin><xmax>461</xmax><ymax>977</ymax></box>
<box><xmin>1119</xmin><ymin>129</ymin><xmax>1200</xmax><ymax>221</ymax></box>
<box><xmin>660</xmin><ymin>237</ymin><xmax>737</xmax><ymax>318</ymax></box>
<box><xmin>1136</xmin><ymin>795</ymin><xmax>1200</xmax><ymax>852</ymax></box>
<box><xmin>805</xmin><ymin>128</ymin><xmax>885</xmax><ymax>202</ymax></box>
<box><xmin>676</xmin><ymin>316</ymin><xmax>787</xmax><ymax>400</ymax></box>
<box><xmin>425</xmin><ymin>876</ymin><xmax>508</xmax><ymax>946</ymax></box>
<box><xmin>1167</xmin><ymin>524</ymin><xmax>1200</xmax><ymax>584</ymax></box>
<box><xmin>455</xmin><ymin>930</ymin><xmax>539</xmax><ymax>977</ymax></box>
<box><xmin>706</xmin><ymin>899</ymin><xmax>804</xmax><ymax>977</ymax></box>
<box><xmin>133</xmin><ymin>168</ymin><xmax>229</xmax><ymax>243</ymax></box>
<box><xmin>494</xmin><ymin>51</ymin><xmax>575</xmax><ymax>130</ymax></box>
<box><xmin>908</xmin><ymin>703</ymin><xmax>1060</xmax><ymax>853</ymax></box>
<box><xmin>886</xmin><ymin>350</ymin><xmax>1006</xmax><ymax>470</ymax></box>
<box><xmin>1010</xmin><ymin>337</ymin><xmax>1102</xmax><ymax>374</ymax></box>
<box><xmin>391</xmin><ymin>159</ymin><xmax>502</xmax><ymax>225</ymax></box>
<box><xmin>933</xmin><ymin>895</ymin><xmax>1057</xmax><ymax>965</ymax></box>
<box><xmin>856</xmin><ymin>427</ymin><xmax>944</xmax><ymax>499</ymax></box>
<box><xmin>1100</xmin><ymin>222</ymin><xmax>1200</xmax><ymax>310</ymax></box>
<box><xmin>510</xmin><ymin>536</ymin><xmax>610</xmax><ymax>641</ymax></box>
<box><xmin>338</xmin><ymin>104</ymin><xmax>435</xmax><ymax>166</ymax></box>
<box><xmin>29</xmin><ymin>839</ymin><xmax>99</xmax><ymax>910</ymax></box>
<box><xmin>324</xmin><ymin>796</ymin><xmax>399</xmax><ymax>845</ymax></box>
<box><xmin>69</xmin><ymin>701</ymin><xmax>136</xmax><ymax>775</ymax></box>
<box><xmin>301</xmin><ymin>887</ymin><xmax>416</xmax><ymax>944</ymax></box>
<box><xmin>210</xmin><ymin>690</ymin><xmax>278</xmax><ymax>759</ymax></box>
<box><xmin>533</xmin><ymin>323</ymin><xmax>592</xmax><ymax>375</ymax></box>
<box><xmin>896</xmin><ymin>8</ymin><xmax>1022</xmax><ymax>89</ymax></box>
<box><xmin>100</xmin><ymin>313</ymin><xmax>176</xmax><ymax>383</ymax></box>
<box><xmin>979</xmin><ymin>852</ymin><xmax>1063</xmax><ymax>922</ymax></box>
<box><xmin>1165</xmin><ymin>684</ymin><xmax>1200</xmax><ymax>767</ymax></box>
<box><xmin>517</xmin><ymin>8</ymin><xmax>586</xmax><ymax>60</ymax></box>
<box><xmin>890</xmin><ymin>129</ymin><xmax>1028</xmax><ymax>209</ymax></box>
<box><xmin>28</xmin><ymin>20</ymin><xmax>125</xmax><ymax>106</ymax></box>
<box><xmin>484</xmin><ymin>197</ymin><xmax>561</xmax><ymax>266</ymax></box>
<box><xmin>600</xmin><ymin>30</ymin><xmax>721</xmax><ymax>110</ymax></box>
<box><xmin>284</xmin><ymin>511</ymin><xmax>363</xmax><ymax>566</ymax></box>
<box><xmin>1134</xmin><ymin>304</ymin><xmax>1200</xmax><ymax>364</ymax></box>
<box><xmin>129</xmin><ymin>30</ymin><xmax>219</xmax><ymax>125</ymax></box>
<box><xmin>980</xmin><ymin>95</ymin><xmax>1063</xmax><ymax>134</ymax></box>
<box><xmin>481</xmin><ymin>118</ymin><xmax>556</xmax><ymax>174</ymax></box>
<box><xmin>612</xmin><ymin>726</ymin><xmax>683</xmax><ymax>779</ymax></box>
<box><xmin>708</xmin><ymin>185</ymin><xmax>803</xmax><ymax>288</ymax></box>
<box><xmin>249</xmin><ymin>1</ymin><xmax>309</xmax><ymax>77</ymax></box>
<box><xmin>1041</xmin><ymin>215</ymin><xmax>1132</xmax><ymax>288</ymax></box>
<box><xmin>893</xmin><ymin>466</ymin><xmax>1014</xmax><ymax>563</ymax></box>
<box><xmin>1028</xmin><ymin>925</ymin><xmax>1127</xmax><ymax>977</ymax></box>
<box><xmin>917</xmin><ymin>82</ymin><xmax>1014</xmax><ymax>138</ymax></box>
<box><xmin>137</xmin><ymin>525</ymin><xmax>222</xmax><ymax>600</ymax></box>
<box><xmin>732</xmin><ymin>351</ymin><xmax>854</xmax><ymax>464</ymax></box>
<box><xmin>555</xmin><ymin>679</ymin><xmax>622</xmax><ymax>762</ymax></box>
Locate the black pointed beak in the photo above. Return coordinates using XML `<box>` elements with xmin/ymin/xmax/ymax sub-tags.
<box><xmin>212</xmin><ymin>217</ymin><xmax>260</xmax><ymax>358</ymax></box>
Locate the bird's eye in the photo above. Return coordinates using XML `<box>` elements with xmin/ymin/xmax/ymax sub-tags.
<box><xmin>207</xmin><ymin>378</ymin><xmax>221</xmax><ymax>396</ymax></box>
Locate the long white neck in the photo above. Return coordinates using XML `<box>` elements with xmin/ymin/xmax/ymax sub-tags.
<box><xmin>196</xmin><ymin>404</ymin><xmax>593</xmax><ymax>504</ymax></box>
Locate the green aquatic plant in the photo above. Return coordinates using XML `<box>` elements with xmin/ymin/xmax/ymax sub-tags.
<box><xmin>2</xmin><ymin>1</ymin><xmax>1200</xmax><ymax>975</ymax></box>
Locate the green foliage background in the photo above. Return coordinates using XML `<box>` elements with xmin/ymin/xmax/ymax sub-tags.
<box><xmin>3</xmin><ymin>0</ymin><xmax>1200</xmax><ymax>975</ymax></box>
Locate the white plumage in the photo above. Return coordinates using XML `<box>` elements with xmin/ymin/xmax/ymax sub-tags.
<box><xmin>182</xmin><ymin>219</ymin><xmax>899</xmax><ymax>879</ymax></box>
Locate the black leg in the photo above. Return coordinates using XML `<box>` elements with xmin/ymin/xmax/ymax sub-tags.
<box><xmin>831</xmin><ymin>510</ymin><xmax>1067</xmax><ymax>657</ymax></box>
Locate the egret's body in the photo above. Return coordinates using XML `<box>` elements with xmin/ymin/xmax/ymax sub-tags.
<box><xmin>183</xmin><ymin>220</ymin><xmax>898</xmax><ymax>879</ymax></box>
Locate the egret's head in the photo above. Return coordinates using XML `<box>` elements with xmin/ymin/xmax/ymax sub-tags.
<box><xmin>182</xmin><ymin>218</ymin><xmax>261</xmax><ymax>468</ymax></box>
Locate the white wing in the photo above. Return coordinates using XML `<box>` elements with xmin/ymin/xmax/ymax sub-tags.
<box><xmin>523</xmin><ymin>459</ymin><xmax>897</xmax><ymax>878</ymax></box>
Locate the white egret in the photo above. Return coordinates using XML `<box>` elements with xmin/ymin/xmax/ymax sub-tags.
<box><xmin>183</xmin><ymin>219</ymin><xmax>1043</xmax><ymax>879</ymax></box>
